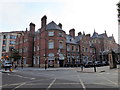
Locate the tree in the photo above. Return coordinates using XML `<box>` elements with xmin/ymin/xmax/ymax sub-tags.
<box><xmin>9</xmin><ymin>49</ymin><xmax>21</xmax><ymax>62</ymax></box>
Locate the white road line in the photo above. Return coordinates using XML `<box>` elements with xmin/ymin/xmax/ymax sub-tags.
<box><xmin>77</xmin><ymin>75</ymin><xmax>86</xmax><ymax>90</ymax></box>
<box><xmin>11</xmin><ymin>82</ymin><xmax>26</xmax><ymax>90</ymax></box>
<box><xmin>97</xmin><ymin>74</ymin><xmax>118</xmax><ymax>86</ymax></box>
<box><xmin>7</xmin><ymin>73</ymin><xmax>36</xmax><ymax>80</ymax></box>
<box><xmin>47</xmin><ymin>78</ymin><xmax>56</xmax><ymax>89</ymax></box>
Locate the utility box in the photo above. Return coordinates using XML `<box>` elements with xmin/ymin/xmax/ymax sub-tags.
<box><xmin>108</xmin><ymin>50</ymin><xmax>117</xmax><ymax>69</ymax></box>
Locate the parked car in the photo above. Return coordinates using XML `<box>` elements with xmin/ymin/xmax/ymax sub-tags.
<box><xmin>102</xmin><ymin>61</ymin><xmax>108</xmax><ymax>66</ymax></box>
<box><xmin>95</xmin><ymin>61</ymin><xmax>102</xmax><ymax>67</ymax></box>
<box><xmin>84</xmin><ymin>61</ymin><xmax>93</xmax><ymax>67</ymax></box>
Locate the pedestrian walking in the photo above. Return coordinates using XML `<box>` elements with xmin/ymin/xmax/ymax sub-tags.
<box><xmin>80</xmin><ymin>62</ymin><xmax>84</xmax><ymax>72</ymax></box>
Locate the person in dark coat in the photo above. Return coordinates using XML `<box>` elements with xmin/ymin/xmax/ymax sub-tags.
<box><xmin>80</xmin><ymin>62</ymin><xmax>84</xmax><ymax>72</ymax></box>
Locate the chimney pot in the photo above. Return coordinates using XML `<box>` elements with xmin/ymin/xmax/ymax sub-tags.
<box><xmin>58</xmin><ymin>23</ymin><xmax>62</xmax><ymax>29</ymax></box>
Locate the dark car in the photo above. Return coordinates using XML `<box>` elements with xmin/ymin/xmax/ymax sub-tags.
<box><xmin>102</xmin><ymin>61</ymin><xmax>108</xmax><ymax>66</ymax></box>
<box><xmin>95</xmin><ymin>61</ymin><xmax>102</xmax><ymax>67</ymax></box>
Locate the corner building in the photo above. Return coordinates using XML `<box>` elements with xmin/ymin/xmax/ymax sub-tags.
<box><xmin>37</xmin><ymin>16</ymin><xmax>66</xmax><ymax>67</ymax></box>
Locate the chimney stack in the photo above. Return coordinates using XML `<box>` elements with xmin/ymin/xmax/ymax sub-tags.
<box><xmin>29</xmin><ymin>22</ymin><xmax>35</xmax><ymax>35</ymax></box>
<box><xmin>41</xmin><ymin>15</ymin><xmax>47</xmax><ymax>29</ymax></box>
<box><xmin>86</xmin><ymin>34</ymin><xmax>90</xmax><ymax>37</ymax></box>
<box><xmin>58</xmin><ymin>23</ymin><xmax>62</xmax><ymax>29</ymax></box>
<box><xmin>69</xmin><ymin>28</ymin><xmax>75</xmax><ymax>38</ymax></box>
<box><xmin>78</xmin><ymin>32</ymin><xmax>82</xmax><ymax>36</ymax></box>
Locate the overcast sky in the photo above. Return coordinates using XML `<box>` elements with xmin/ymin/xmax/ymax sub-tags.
<box><xmin>0</xmin><ymin>0</ymin><xmax>119</xmax><ymax>43</ymax></box>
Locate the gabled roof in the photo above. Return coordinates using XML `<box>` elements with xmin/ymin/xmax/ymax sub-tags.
<box><xmin>46</xmin><ymin>21</ymin><xmax>62</xmax><ymax>30</ymax></box>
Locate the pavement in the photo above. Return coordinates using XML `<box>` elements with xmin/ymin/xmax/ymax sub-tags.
<box><xmin>13</xmin><ymin>65</ymin><xmax>120</xmax><ymax>72</ymax></box>
<box><xmin>0</xmin><ymin>65</ymin><xmax>119</xmax><ymax>73</ymax></box>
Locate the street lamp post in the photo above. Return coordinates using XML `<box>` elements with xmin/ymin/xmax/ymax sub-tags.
<box><xmin>21</xmin><ymin>32</ymin><xmax>24</xmax><ymax>69</ymax></box>
<box><xmin>93</xmin><ymin>47</ymin><xmax>97</xmax><ymax>72</ymax></box>
<box><xmin>44</xmin><ymin>54</ymin><xmax>47</xmax><ymax>70</ymax></box>
<box><xmin>90</xmin><ymin>45</ymin><xmax>97</xmax><ymax>72</ymax></box>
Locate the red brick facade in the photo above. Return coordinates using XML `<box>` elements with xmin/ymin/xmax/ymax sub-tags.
<box><xmin>15</xmin><ymin>15</ymin><xmax>118</xmax><ymax>67</ymax></box>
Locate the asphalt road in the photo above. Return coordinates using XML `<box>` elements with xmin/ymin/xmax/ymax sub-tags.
<box><xmin>1</xmin><ymin>66</ymin><xmax>119</xmax><ymax>90</ymax></box>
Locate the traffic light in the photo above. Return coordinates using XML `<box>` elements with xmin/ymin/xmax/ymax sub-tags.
<box><xmin>6</xmin><ymin>56</ymin><xmax>9</xmax><ymax>58</ymax></box>
<box><xmin>2</xmin><ymin>56</ymin><xmax>4</xmax><ymax>59</ymax></box>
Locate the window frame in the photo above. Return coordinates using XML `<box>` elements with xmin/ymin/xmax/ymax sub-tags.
<box><xmin>48</xmin><ymin>31</ymin><xmax>54</xmax><ymax>36</ymax></box>
<box><xmin>48</xmin><ymin>41</ymin><xmax>54</xmax><ymax>49</ymax></box>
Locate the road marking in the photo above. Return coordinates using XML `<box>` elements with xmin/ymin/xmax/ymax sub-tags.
<box><xmin>2</xmin><ymin>78</ymin><xmax>52</xmax><ymax>88</ymax></box>
<box><xmin>47</xmin><ymin>78</ymin><xmax>56</xmax><ymax>89</ymax></box>
<box><xmin>11</xmin><ymin>82</ymin><xmax>26</xmax><ymax>90</ymax></box>
<box><xmin>7</xmin><ymin>73</ymin><xmax>36</xmax><ymax>80</ymax></box>
<box><xmin>97</xmin><ymin>74</ymin><xmax>118</xmax><ymax>86</ymax></box>
<box><xmin>77</xmin><ymin>75</ymin><xmax>86</xmax><ymax>90</ymax></box>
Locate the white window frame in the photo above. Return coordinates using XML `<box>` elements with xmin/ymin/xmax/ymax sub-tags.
<box><xmin>48</xmin><ymin>41</ymin><xmax>54</xmax><ymax>49</ymax></box>
<box><xmin>67</xmin><ymin>45</ymin><xmax>70</xmax><ymax>51</ymax></box>
<box><xmin>48</xmin><ymin>31</ymin><xmax>54</xmax><ymax>36</ymax></box>
<box><xmin>59</xmin><ymin>41</ymin><xmax>63</xmax><ymax>49</ymax></box>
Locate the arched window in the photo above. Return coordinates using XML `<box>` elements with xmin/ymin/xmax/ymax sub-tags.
<box><xmin>59</xmin><ymin>40</ymin><xmax>63</xmax><ymax>49</ymax></box>
<box><xmin>48</xmin><ymin>53</ymin><xmax>54</xmax><ymax>60</ymax></box>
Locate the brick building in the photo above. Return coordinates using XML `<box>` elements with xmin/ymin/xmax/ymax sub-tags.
<box><xmin>66</xmin><ymin>29</ymin><xmax>80</xmax><ymax>67</ymax></box>
<box><xmin>91</xmin><ymin>30</ymin><xmax>118</xmax><ymax>62</ymax></box>
<box><xmin>15</xmin><ymin>15</ymin><xmax>118</xmax><ymax>67</ymax></box>
<box><xmin>16</xmin><ymin>23</ymin><xmax>35</xmax><ymax>67</ymax></box>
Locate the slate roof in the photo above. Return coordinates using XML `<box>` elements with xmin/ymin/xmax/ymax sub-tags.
<box><xmin>92</xmin><ymin>31</ymin><xmax>107</xmax><ymax>39</ymax></box>
<box><xmin>46</xmin><ymin>21</ymin><xmax>62</xmax><ymax>30</ymax></box>
<box><xmin>108</xmin><ymin>36</ymin><xmax>113</xmax><ymax>40</ymax></box>
<box><xmin>66</xmin><ymin>35</ymin><xmax>78</xmax><ymax>44</ymax></box>
<box><xmin>75</xmin><ymin>35</ymin><xmax>83</xmax><ymax>42</ymax></box>
<box><xmin>92</xmin><ymin>31</ymin><xmax>98</xmax><ymax>38</ymax></box>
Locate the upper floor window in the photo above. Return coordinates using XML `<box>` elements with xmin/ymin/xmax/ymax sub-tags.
<box><xmin>3</xmin><ymin>40</ymin><xmax>6</xmax><ymax>45</ymax></box>
<box><xmin>82</xmin><ymin>47</ymin><xmax>84</xmax><ymax>52</ymax></box>
<box><xmin>59</xmin><ymin>41</ymin><xmax>63</xmax><ymax>49</ymax></box>
<box><xmin>2</xmin><ymin>46</ymin><xmax>6</xmax><ymax>52</ymax></box>
<box><xmin>69</xmin><ymin>39</ymin><xmax>72</xmax><ymax>41</ymax></box>
<box><xmin>59</xmin><ymin>32</ymin><xmax>63</xmax><ymax>37</ymax></box>
<box><xmin>10</xmin><ymin>41</ymin><xmax>16</xmax><ymax>45</ymax></box>
<box><xmin>86</xmin><ymin>48</ymin><xmax>88</xmax><ymax>52</ymax></box>
<box><xmin>48</xmin><ymin>41</ymin><xmax>54</xmax><ymax>49</ymax></box>
<box><xmin>72</xmin><ymin>46</ymin><xmax>74</xmax><ymax>51</ymax></box>
<box><xmin>67</xmin><ymin>45</ymin><xmax>70</xmax><ymax>51</ymax></box>
<box><xmin>48</xmin><ymin>31</ymin><xmax>54</xmax><ymax>36</ymax></box>
<box><xmin>76</xmin><ymin>46</ymin><xmax>79</xmax><ymax>52</ymax></box>
<box><xmin>10</xmin><ymin>35</ymin><xmax>16</xmax><ymax>39</ymax></box>
<box><xmin>3</xmin><ymin>35</ymin><xmax>7</xmax><ymax>39</ymax></box>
